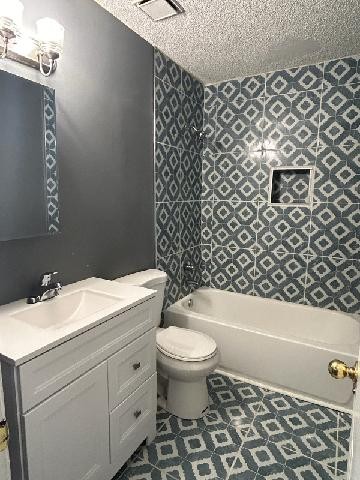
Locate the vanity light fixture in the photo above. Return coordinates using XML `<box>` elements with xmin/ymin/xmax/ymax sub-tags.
<box><xmin>0</xmin><ymin>0</ymin><xmax>24</xmax><ymax>58</ymax></box>
<box><xmin>0</xmin><ymin>0</ymin><xmax>64</xmax><ymax>76</ymax></box>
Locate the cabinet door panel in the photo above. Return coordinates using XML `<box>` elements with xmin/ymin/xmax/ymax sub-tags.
<box><xmin>23</xmin><ymin>363</ymin><xmax>109</xmax><ymax>480</ymax></box>
<box><xmin>108</xmin><ymin>329</ymin><xmax>156</xmax><ymax>410</ymax></box>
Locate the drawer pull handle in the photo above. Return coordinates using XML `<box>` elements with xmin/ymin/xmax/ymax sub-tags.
<box><xmin>133</xmin><ymin>362</ymin><xmax>141</xmax><ymax>371</ymax></box>
<box><xmin>134</xmin><ymin>410</ymin><xmax>142</xmax><ymax>419</ymax></box>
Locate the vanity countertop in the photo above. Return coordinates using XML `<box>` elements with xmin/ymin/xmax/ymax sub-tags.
<box><xmin>0</xmin><ymin>278</ymin><xmax>155</xmax><ymax>366</ymax></box>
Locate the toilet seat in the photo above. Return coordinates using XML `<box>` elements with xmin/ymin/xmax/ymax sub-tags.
<box><xmin>156</xmin><ymin>326</ymin><xmax>217</xmax><ymax>362</ymax></box>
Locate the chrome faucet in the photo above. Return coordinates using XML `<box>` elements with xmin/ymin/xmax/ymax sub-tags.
<box><xmin>27</xmin><ymin>271</ymin><xmax>62</xmax><ymax>304</ymax></box>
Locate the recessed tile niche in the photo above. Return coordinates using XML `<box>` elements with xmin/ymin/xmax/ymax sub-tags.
<box><xmin>269</xmin><ymin>167</ymin><xmax>314</xmax><ymax>206</ymax></box>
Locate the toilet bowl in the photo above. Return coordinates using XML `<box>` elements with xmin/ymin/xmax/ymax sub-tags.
<box><xmin>114</xmin><ymin>269</ymin><xmax>219</xmax><ymax>419</ymax></box>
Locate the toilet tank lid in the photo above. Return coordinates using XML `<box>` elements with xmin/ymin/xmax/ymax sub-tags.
<box><xmin>115</xmin><ymin>269</ymin><xmax>167</xmax><ymax>288</ymax></box>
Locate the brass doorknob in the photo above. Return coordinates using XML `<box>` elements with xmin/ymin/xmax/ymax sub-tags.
<box><xmin>328</xmin><ymin>359</ymin><xmax>359</xmax><ymax>393</ymax></box>
<box><xmin>0</xmin><ymin>420</ymin><xmax>9</xmax><ymax>453</ymax></box>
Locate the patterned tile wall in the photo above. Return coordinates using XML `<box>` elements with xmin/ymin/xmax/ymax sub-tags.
<box><xmin>43</xmin><ymin>86</ymin><xmax>60</xmax><ymax>234</ymax></box>
<box><xmin>154</xmin><ymin>50</ymin><xmax>204</xmax><ymax>308</ymax></box>
<box><xmin>202</xmin><ymin>55</ymin><xmax>360</xmax><ymax>313</ymax></box>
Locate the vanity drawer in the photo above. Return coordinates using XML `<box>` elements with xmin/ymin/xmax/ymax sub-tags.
<box><xmin>110</xmin><ymin>374</ymin><xmax>156</xmax><ymax>466</ymax></box>
<box><xmin>108</xmin><ymin>328</ymin><xmax>156</xmax><ymax>411</ymax></box>
<box><xmin>19</xmin><ymin>302</ymin><xmax>153</xmax><ymax>412</ymax></box>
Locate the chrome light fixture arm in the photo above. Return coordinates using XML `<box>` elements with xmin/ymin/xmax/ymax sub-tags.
<box><xmin>38</xmin><ymin>51</ymin><xmax>58</xmax><ymax>77</ymax></box>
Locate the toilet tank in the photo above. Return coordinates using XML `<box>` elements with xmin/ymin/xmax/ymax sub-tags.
<box><xmin>114</xmin><ymin>269</ymin><xmax>167</xmax><ymax>327</ymax></box>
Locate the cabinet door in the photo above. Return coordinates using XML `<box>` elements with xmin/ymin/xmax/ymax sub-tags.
<box><xmin>23</xmin><ymin>363</ymin><xmax>109</xmax><ymax>480</ymax></box>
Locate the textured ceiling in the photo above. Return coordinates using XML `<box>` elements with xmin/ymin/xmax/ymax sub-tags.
<box><xmin>94</xmin><ymin>0</ymin><xmax>360</xmax><ymax>85</ymax></box>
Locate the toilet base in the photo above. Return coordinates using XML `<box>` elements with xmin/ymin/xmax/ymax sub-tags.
<box><xmin>157</xmin><ymin>350</ymin><xmax>220</xmax><ymax>420</ymax></box>
<box><xmin>167</xmin><ymin>376</ymin><xmax>210</xmax><ymax>419</ymax></box>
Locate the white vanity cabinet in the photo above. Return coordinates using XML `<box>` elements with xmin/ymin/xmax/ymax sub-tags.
<box><xmin>24</xmin><ymin>362</ymin><xmax>110</xmax><ymax>480</ymax></box>
<box><xmin>0</xmin><ymin>280</ymin><xmax>157</xmax><ymax>480</ymax></box>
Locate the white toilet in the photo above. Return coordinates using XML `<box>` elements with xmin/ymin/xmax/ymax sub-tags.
<box><xmin>115</xmin><ymin>269</ymin><xmax>219</xmax><ymax>419</ymax></box>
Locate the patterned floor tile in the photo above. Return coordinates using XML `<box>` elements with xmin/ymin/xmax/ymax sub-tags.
<box><xmin>241</xmin><ymin>444</ymin><xmax>286</xmax><ymax>477</ymax></box>
<box><xmin>180</xmin><ymin>449</ymin><xmax>234</xmax><ymax>479</ymax></box>
<box><xmin>179</xmin><ymin>428</ymin><xmax>210</xmax><ymax>456</ymax></box>
<box><xmin>116</xmin><ymin>374</ymin><xmax>350</xmax><ymax>480</ymax></box>
<box><xmin>204</xmin><ymin>422</ymin><xmax>244</xmax><ymax>454</ymax></box>
<box><xmin>157</xmin><ymin>406</ymin><xmax>171</xmax><ymax>431</ymax></box>
<box><xmin>285</xmin><ymin>457</ymin><xmax>335</xmax><ymax>479</ymax></box>
<box><xmin>118</xmin><ymin>463</ymin><xmax>163</xmax><ymax>480</ymax></box>
<box><xmin>140</xmin><ymin>431</ymin><xmax>187</xmax><ymax>469</ymax></box>
<box><xmin>252</xmin><ymin>415</ymin><xmax>293</xmax><ymax>445</ymax></box>
<box><xmin>227</xmin><ymin>455</ymin><xmax>257</xmax><ymax>479</ymax></box>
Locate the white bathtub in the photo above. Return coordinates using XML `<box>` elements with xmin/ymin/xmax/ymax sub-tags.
<box><xmin>164</xmin><ymin>288</ymin><xmax>360</xmax><ymax>411</ymax></box>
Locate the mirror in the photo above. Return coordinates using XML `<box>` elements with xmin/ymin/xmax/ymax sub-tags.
<box><xmin>0</xmin><ymin>70</ymin><xmax>59</xmax><ymax>241</ymax></box>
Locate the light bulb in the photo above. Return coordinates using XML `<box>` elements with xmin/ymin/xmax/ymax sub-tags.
<box><xmin>0</xmin><ymin>0</ymin><xmax>24</xmax><ymax>30</ymax></box>
<box><xmin>36</xmin><ymin>17</ymin><xmax>64</xmax><ymax>54</ymax></box>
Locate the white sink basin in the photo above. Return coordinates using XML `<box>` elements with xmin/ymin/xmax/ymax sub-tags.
<box><xmin>0</xmin><ymin>277</ymin><xmax>156</xmax><ymax>365</ymax></box>
<box><xmin>11</xmin><ymin>290</ymin><xmax>121</xmax><ymax>329</ymax></box>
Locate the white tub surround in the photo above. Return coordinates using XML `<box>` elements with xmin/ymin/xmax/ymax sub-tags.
<box><xmin>164</xmin><ymin>288</ymin><xmax>360</xmax><ymax>411</ymax></box>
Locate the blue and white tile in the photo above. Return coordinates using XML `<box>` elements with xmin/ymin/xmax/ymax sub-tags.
<box><xmin>180</xmin><ymin>201</ymin><xmax>201</xmax><ymax>249</ymax></box>
<box><xmin>156</xmin><ymin>202</ymin><xmax>181</xmax><ymax>257</ymax></box>
<box><xmin>304</xmin><ymin>256</ymin><xmax>360</xmax><ymax>313</ymax></box>
<box><xmin>156</xmin><ymin>253</ymin><xmax>181</xmax><ymax>308</ymax></box>
<box><xmin>266</xmin><ymin>64</ymin><xmax>324</xmax><ymax>96</ymax></box>
<box><xmin>314</xmin><ymin>145</ymin><xmax>360</xmax><ymax>204</ymax></box>
<box><xmin>155</xmin><ymin>78</ymin><xmax>184</xmax><ymax>150</ymax></box>
<box><xmin>253</xmin><ymin>251</ymin><xmax>307</xmax><ymax>303</ymax></box>
<box><xmin>155</xmin><ymin>144</ymin><xmax>182</xmax><ymax>203</ymax></box>
<box><xmin>256</xmin><ymin>204</ymin><xmax>311</xmax><ymax>254</ymax></box>
<box><xmin>324</xmin><ymin>56</ymin><xmax>360</xmax><ymax>86</ymax></box>
<box><xmin>308</xmin><ymin>203</ymin><xmax>360</xmax><ymax>260</ymax></box>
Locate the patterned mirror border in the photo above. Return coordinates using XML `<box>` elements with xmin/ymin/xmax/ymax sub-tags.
<box><xmin>43</xmin><ymin>86</ymin><xmax>60</xmax><ymax>234</ymax></box>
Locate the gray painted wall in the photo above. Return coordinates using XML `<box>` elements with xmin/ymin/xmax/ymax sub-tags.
<box><xmin>0</xmin><ymin>0</ymin><xmax>155</xmax><ymax>304</ymax></box>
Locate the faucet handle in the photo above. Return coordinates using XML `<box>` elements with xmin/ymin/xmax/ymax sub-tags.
<box><xmin>40</xmin><ymin>271</ymin><xmax>58</xmax><ymax>287</ymax></box>
<box><xmin>184</xmin><ymin>263</ymin><xmax>195</xmax><ymax>273</ymax></box>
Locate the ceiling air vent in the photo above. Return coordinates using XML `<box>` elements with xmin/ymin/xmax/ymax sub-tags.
<box><xmin>134</xmin><ymin>0</ymin><xmax>184</xmax><ymax>21</ymax></box>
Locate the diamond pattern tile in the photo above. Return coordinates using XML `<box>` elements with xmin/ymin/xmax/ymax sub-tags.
<box><xmin>309</xmin><ymin>203</ymin><xmax>360</xmax><ymax>260</ymax></box>
<box><xmin>256</xmin><ymin>204</ymin><xmax>311</xmax><ymax>254</ymax></box>
<box><xmin>154</xmin><ymin>51</ymin><xmax>359</xmax><ymax>315</ymax></box>
<box><xmin>154</xmin><ymin>52</ymin><xmax>203</xmax><ymax>309</ymax></box>
<box><xmin>114</xmin><ymin>373</ymin><xmax>351</xmax><ymax>480</ymax></box>
<box><xmin>266</xmin><ymin>64</ymin><xmax>324</xmax><ymax>96</ymax></box>
<box><xmin>155</xmin><ymin>78</ymin><xmax>184</xmax><ymax>150</ymax></box>
<box><xmin>305</xmin><ymin>256</ymin><xmax>360</xmax><ymax>313</ymax></box>
<box><xmin>253</xmin><ymin>251</ymin><xmax>308</xmax><ymax>302</ymax></box>
<box><xmin>156</xmin><ymin>254</ymin><xmax>181</xmax><ymax>309</ymax></box>
<box><xmin>210</xmin><ymin>246</ymin><xmax>255</xmax><ymax>294</ymax></box>
<box><xmin>314</xmin><ymin>145</ymin><xmax>360</xmax><ymax>204</ymax></box>
<box><xmin>324</xmin><ymin>56</ymin><xmax>360</xmax><ymax>86</ymax></box>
